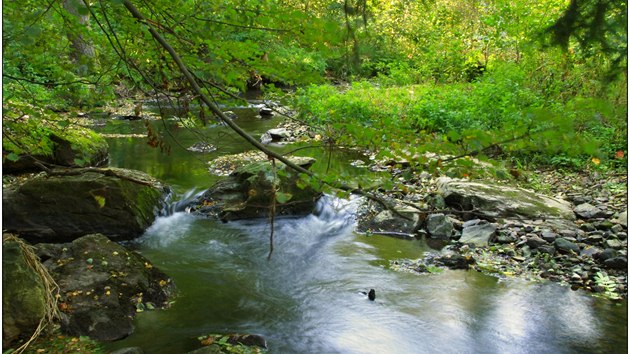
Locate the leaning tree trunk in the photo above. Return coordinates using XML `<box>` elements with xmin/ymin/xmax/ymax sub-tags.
<box><xmin>64</xmin><ymin>0</ymin><xmax>96</xmax><ymax>76</ymax></box>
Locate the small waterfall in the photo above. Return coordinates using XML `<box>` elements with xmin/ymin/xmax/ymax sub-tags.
<box><xmin>162</xmin><ymin>188</ymin><xmax>205</xmax><ymax>215</ymax></box>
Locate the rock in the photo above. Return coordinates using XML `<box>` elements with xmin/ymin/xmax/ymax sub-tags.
<box><xmin>605</xmin><ymin>239</ymin><xmax>623</xmax><ymax>249</ymax></box>
<box><xmin>526</xmin><ymin>235</ymin><xmax>548</xmax><ymax>249</ymax></box>
<box><xmin>554</xmin><ymin>237</ymin><xmax>580</xmax><ymax>254</ymax></box>
<box><xmin>223</xmin><ymin>111</ymin><xmax>238</xmax><ymax>120</ymax></box>
<box><xmin>259</xmin><ymin>107</ymin><xmax>274</xmax><ymax>116</ymax></box>
<box><xmin>185</xmin><ymin>346</ymin><xmax>223</xmax><ymax>354</ymax></box>
<box><xmin>190</xmin><ymin>157</ymin><xmax>321</xmax><ymax>221</ymax></box>
<box><xmin>4</xmin><ymin>126</ymin><xmax>109</xmax><ymax>174</ymax></box>
<box><xmin>3</xmin><ymin>237</ymin><xmax>47</xmax><ymax>347</ymax></box>
<box><xmin>459</xmin><ymin>223</ymin><xmax>497</xmax><ymax>247</ymax></box>
<box><xmin>462</xmin><ymin>219</ymin><xmax>483</xmax><ymax>228</ymax></box>
<box><xmin>436</xmin><ymin>254</ymin><xmax>476</xmax><ymax>269</ymax></box>
<box><xmin>558</xmin><ymin>229</ymin><xmax>578</xmax><ymax>239</ymax></box>
<box><xmin>540</xmin><ymin>230</ymin><xmax>558</xmax><ymax>243</ymax></box>
<box><xmin>595</xmin><ymin>248</ymin><xmax>619</xmax><ymax>262</ymax></box>
<box><xmin>35</xmin><ymin>234</ymin><xmax>174</xmax><ymax>341</ymax></box>
<box><xmin>495</xmin><ymin>229</ymin><xmax>518</xmax><ymax>244</ymax></box>
<box><xmin>3</xmin><ymin>168</ymin><xmax>169</xmax><ymax>243</ymax></box>
<box><xmin>187</xmin><ymin>142</ymin><xmax>217</xmax><ymax>153</ymax></box>
<box><xmin>110</xmin><ymin>348</ymin><xmax>145</xmax><ymax>354</ymax></box>
<box><xmin>612</xmin><ymin>210</ymin><xmax>628</xmax><ymax>227</ymax></box>
<box><xmin>581</xmin><ymin>246</ymin><xmax>603</xmax><ymax>258</ymax></box>
<box><xmin>604</xmin><ymin>257</ymin><xmax>628</xmax><ymax>270</ymax></box>
<box><xmin>611</xmin><ymin>224</ymin><xmax>625</xmax><ymax>233</ymax></box>
<box><xmin>574</xmin><ymin>203</ymin><xmax>606</xmax><ymax>219</ymax></box>
<box><xmin>595</xmin><ymin>220</ymin><xmax>614</xmax><ymax>230</ymax></box>
<box><xmin>369</xmin><ymin>209</ymin><xmax>420</xmax><ymax>235</ymax></box>
<box><xmin>437</xmin><ymin>178</ymin><xmax>575</xmax><ymax>222</ymax></box>
<box><xmin>261</xmin><ymin>128</ymin><xmax>291</xmax><ymax>144</ymax></box>
<box><xmin>537</xmin><ymin>245</ymin><xmax>556</xmax><ymax>255</ymax></box>
<box><xmin>426</xmin><ymin>214</ymin><xmax>453</xmax><ymax>239</ymax></box>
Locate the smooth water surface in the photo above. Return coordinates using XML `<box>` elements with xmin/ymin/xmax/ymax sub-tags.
<box><xmin>100</xmin><ymin>106</ymin><xmax>627</xmax><ymax>354</ymax></box>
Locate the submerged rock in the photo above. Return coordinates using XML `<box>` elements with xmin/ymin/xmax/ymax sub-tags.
<box><xmin>35</xmin><ymin>234</ymin><xmax>175</xmax><ymax>341</ymax></box>
<box><xmin>3</xmin><ymin>168</ymin><xmax>169</xmax><ymax>243</ymax></box>
<box><xmin>191</xmin><ymin>157</ymin><xmax>321</xmax><ymax>221</ymax></box>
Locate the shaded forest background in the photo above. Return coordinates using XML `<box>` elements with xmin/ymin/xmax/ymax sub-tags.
<box><xmin>3</xmin><ymin>0</ymin><xmax>627</xmax><ymax>175</ymax></box>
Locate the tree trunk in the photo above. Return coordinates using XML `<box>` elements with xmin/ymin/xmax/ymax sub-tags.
<box><xmin>64</xmin><ymin>0</ymin><xmax>96</xmax><ymax>76</ymax></box>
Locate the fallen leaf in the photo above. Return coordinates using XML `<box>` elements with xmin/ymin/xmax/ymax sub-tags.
<box><xmin>201</xmin><ymin>337</ymin><xmax>215</xmax><ymax>346</ymax></box>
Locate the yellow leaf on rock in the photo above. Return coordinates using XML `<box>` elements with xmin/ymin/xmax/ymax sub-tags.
<box><xmin>93</xmin><ymin>195</ymin><xmax>106</xmax><ymax>208</ymax></box>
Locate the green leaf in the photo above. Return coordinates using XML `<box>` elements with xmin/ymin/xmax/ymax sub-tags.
<box><xmin>93</xmin><ymin>195</ymin><xmax>106</xmax><ymax>208</ymax></box>
<box><xmin>5</xmin><ymin>152</ymin><xmax>20</xmax><ymax>162</ymax></box>
<box><xmin>74</xmin><ymin>158</ymin><xmax>87</xmax><ymax>166</ymax></box>
<box><xmin>275</xmin><ymin>192</ymin><xmax>293</xmax><ymax>204</ymax></box>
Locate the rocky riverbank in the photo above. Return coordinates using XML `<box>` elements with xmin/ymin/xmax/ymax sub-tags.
<box><xmin>359</xmin><ymin>167</ymin><xmax>628</xmax><ymax>300</ymax></box>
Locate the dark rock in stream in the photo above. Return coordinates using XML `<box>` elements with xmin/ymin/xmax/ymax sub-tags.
<box><xmin>426</xmin><ymin>213</ymin><xmax>454</xmax><ymax>239</ymax></box>
<box><xmin>261</xmin><ymin>128</ymin><xmax>291</xmax><ymax>144</ymax></box>
<box><xmin>190</xmin><ymin>157</ymin><xmax>321</xmax><ymax>221</ymax></box>
<box><xmin>356</xmin><ymin>199</ymin><xmax>421</xmax><ymax>236</ymax></box>
<box><xmin>34</xmin><ymin>234</ymin><xmax>175</xmax><ymax>341</ymax></box>
<box><xmin>3</xmin><ymin>168</ymin><xmax>169</xmax><ymax>243</ymax></box>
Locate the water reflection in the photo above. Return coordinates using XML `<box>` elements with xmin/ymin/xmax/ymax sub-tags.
<box><xmin>101</xmin><ymin>108</ymin><xmax>626</xmax><ymax>354</ymax></box>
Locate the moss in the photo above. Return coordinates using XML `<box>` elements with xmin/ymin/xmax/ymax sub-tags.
<box><xmin>3</xmin><ymin>105</ymin><xmax>108</xmax><ymax>168</ymax></box>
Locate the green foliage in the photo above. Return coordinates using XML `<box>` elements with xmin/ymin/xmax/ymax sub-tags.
<box><xmin>197</xmin><ymin>334</ymin><xmax>267</xmax><ymax>354</ymax></box>
<box><xmin>593</xmin><ymin>271</ymin><xmax>622</xmax><ymax>300</ymax></box>
<box><xmin>294</xmin><ymin>56</ymin><xmax>626</xmax><ymax>173</ymax></box>
<box><xmin>2</xmin><ymin>99</ymin><xmax>107</xmax><ymax>163</ymax></box>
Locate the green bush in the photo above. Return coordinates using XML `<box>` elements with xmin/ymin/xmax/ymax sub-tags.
<box><xmin>294</xmin><ymin>61</ymin><xmax>627</xmax><ymax>172</ymax></box>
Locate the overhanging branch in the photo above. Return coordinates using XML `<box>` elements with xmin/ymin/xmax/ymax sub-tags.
<box><xmin>121</xmin><ymin>0</ymin><xmax>412</xmax><ymax>221</ymax></box>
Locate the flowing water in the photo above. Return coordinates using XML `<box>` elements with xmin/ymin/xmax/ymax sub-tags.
<box><xmin>99</xmin><ymin>104</ymin><xmax>627</xmax><ymax>354</ymax></box>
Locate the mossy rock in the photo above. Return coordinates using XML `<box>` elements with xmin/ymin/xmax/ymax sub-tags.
<box><xmin>191</xmin><ymin>157</ymin><xmax>321</xmax><ymax>220</ymax></box>
<box><xmin>35</xmin><ymin>234</ymin><xmax>175</xmax><ymax>341</ymax></box>
<box><xmin>438</xmin><ymin>177</ymin><xmax>575</xmax><ymax>223</ymax></box>
<box><xmin>2</xmin><ymin>238</ymin><xmax>47</xmax><ymax>347</ymax></box>
<box><xmin>3</xmin><ymin>168</ymin><xmax>169</xmax><ymax>243</ymax></box>
<box><xmin>3</xmin><ymin>113</ymin><xmax>109</xmax><ymax>173</ymax></box>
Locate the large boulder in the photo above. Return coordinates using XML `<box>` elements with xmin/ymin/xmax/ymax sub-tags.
<box><xmin>35</xmin><ymin>234</ymin><xmax>175</xmax><ymax>341</ymax></box>
<box><xmin>190</xmin><ymin>157</ymin><xmax>321</xmax><ymax>221</ymax></box>
<box><xmin>3</xmin><ymin>168</ymin><xmax>169</xmax><ymax>243</ymax></box>
<box><xmin>2</xmin><ymin>236</ymin><xmax>48</xmax><ymax>348</ymax></box>
<box><xmin>437</xmin><ymin>177</ymin><xmax>575</xmax><ymax>224</ymax></box>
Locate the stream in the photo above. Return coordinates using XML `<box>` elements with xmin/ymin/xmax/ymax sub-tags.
<box><xmin>99</xmin><ymin>101</ymin><xmax>627</xmax><ymax>354</ymax></box>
